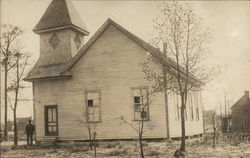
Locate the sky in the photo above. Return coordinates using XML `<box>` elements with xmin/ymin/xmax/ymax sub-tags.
<box><xmin>0</xmin><ymin>0</ymin><xmax>250</xmax><ymax>121</ymax></box>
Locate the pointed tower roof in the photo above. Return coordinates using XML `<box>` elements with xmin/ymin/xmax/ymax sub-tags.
<box><xmin>33</xmin><ymin>0</ymin><xmax>89</xmax><ymax>35</ymax></box>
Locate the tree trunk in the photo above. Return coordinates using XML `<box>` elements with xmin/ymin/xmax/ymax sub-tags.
<box><xmin>162</xmin><ymin>43</ymin><xmax>170</xmax><ymax>140</ymax></box>
<box><xmin>13</xmin><ymin>57</ymin><xmax>20</xmax><ymax>146</ymax></box>
<box><xmin>13</xmin><ymin>85</ymin><xmax>19</xmax><ymax>146</ymax></box>
<box><xmin>212</xmin><ymin>127</ymin><xmax>216</xmax><ymax>148</ymax></box>
<box><xmin>4</xmin><ymin>65</ymin><xmax>8</xmax><ymax>141</ymax></box>
<box><xmin>163</xmin><ymin>67</ymin><xmax>170</xmax><ymax>139</ymax></box>
<box><xmin>212</xmin><ymin>113</ymin><xmax>216</xmax><ymax>148</ymax></box>
<box><xmin>180</xmin><ymin>103</ymin><xmax>186</xmax><ymax>151</ymax></box>
<box><xmin>139</xmin><ymin>134</ymin><xmax>144</xmax><ymax>158</ymax></box>
<box><xmin>13</xmin><ymin>110</ymin><xmax>18</xmax><ymax>145</ymax></box>
<box><xmin>88</xmin><ymin>127</ymin><xmax>92</xmax><ymax>150</ymax></box>
<box><xmin>93</xmin><ymin>132</ymin><xmax>97</xmax><ymax>158</ymax></box>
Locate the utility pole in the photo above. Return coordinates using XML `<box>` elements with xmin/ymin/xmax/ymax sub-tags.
<box><xmin>219</xmin><ymin>102</ymin><xmax>222</xmax><ymax>117</ymax></box>
<box><xmin>248</xmin><ymin>60</ymin><xmax>250</xmax><ymax>90</ymax></box>
<box><xmin>224</xmin><ymin>95</ymin><xmax>227</xmax><ymax>117</ymax></box>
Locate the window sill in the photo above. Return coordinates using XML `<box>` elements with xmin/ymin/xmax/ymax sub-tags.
<box><xmin>133</xmin><ymin>119</ymin><xmax>150</xmax><ymax>122</ymax></box>
<box><xmin>86</xmin><ymin>121</ymin><xmax>102</xmax><ymax>123</ymax></box>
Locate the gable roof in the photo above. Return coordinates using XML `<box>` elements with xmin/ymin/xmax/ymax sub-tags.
<box><xmin>25</xmin><ymin>18</ymin><xmax>198</xmax><ymax>83</ymax></box>
<box><xmin>33</xmin><ymin>0</ymin><xmax>89</xmax><ymax>35</ymax></box>
<box><xmin>231</xmin><ymin>94</ymin><xmax>250</xmax><ymax>109</ymax></box>
<box><xmin>61</xmin><ymin>18</ymin><xmax>198</xmax><ymax>83</ymax></box>
<box><xmin>62</xmin><ymin>19</ymin><xmax>175</xmax><ymax>72</ymax></box>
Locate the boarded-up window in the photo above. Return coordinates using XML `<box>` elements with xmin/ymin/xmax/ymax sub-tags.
<box><xmin>86</xmin><ymin>91</ymin><xmax>101</xmax><ymax>122</ymax></box>
<box><xmin>132</xmin><ymin>88</ymin><xmax>149</xmax><ymax>121</ymax></box>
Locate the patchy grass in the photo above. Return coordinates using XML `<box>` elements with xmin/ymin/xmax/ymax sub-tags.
<box><xmin>2</xmin><ymin>134</ymin><xmax>250</xmax><ymax>158</ymax></box>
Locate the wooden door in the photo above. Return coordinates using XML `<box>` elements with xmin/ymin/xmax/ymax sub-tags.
<box><xmin>45</xmin><ymin>105</ymin><xmax>58</xmax><ymax>136</ymax></box>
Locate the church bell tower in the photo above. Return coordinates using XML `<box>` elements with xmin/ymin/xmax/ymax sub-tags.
<box><xmin>32</xmin><ymin>0</ymin><xmax>89</xmax><ymax>78</ymax></box>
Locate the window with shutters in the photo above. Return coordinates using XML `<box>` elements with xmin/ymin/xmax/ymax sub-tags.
<box><xmin>86</xmin><ymin>90</ymin><xmax>101</xmax><ymax>122</ymax></box>
<box><xmin>132</xmin><ymin>87</ymin><xmax>149</xmax><ymax>121</ymax></box>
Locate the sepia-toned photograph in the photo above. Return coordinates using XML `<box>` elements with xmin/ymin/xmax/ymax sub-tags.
<box><xmin>0</xmin><ymin>0</ymin><xmax>249</xmax><ymax>157</ymax></box>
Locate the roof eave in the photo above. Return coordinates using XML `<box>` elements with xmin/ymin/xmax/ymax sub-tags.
<box><xmin>33</xmin><ymin>24</ymin><xmax>89</xmax><ymax>35</ymax></box>
<box><xmin>23</xmin><ymin>74</ymin><xmax>72</xmax><ymax>82</ymax></box>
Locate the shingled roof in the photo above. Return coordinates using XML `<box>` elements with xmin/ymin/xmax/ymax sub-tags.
<box><xmin>24</xmin><ymin>60</ymin><xmax>72</xmax><ymax>81</ymax></box>
<box><xmin>25</xmin><ymin>18</ymin><xmax>199</xmax><ymax>82</ymax></box>
<box><xmin>33</xmin><ymin>0</ymin><xmax>89</xmax><ymax>35</ymax></box>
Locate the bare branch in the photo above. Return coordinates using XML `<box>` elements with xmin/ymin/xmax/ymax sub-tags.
<box><xmin>120</xmin><ymin>116</ymin><xmax>140</xmax><ymax>134</ymax></box>
<box><xmin>7</xmin><ymin>96</ymin><xmax>14</xmax><ymax>111</ymax></box>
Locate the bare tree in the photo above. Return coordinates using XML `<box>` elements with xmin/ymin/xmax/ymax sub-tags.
<box><xmin>140</xmin><ymin>43</ymin><xmax>174</xmax><ymax>140</ymax></box>
<box><xmin>120</xmin><ymin>87</ymin><xmax>152</xmax><ymax>158</ymax></box>
<box><xmin>74</xmin><ymin>98</ymin><xmax>100</xmax><ymax>158</ymax></box>
<box><xmin>141</xmin><ymin>2</ymin><xmax>218</xmax><ymax>155</ymax></box>
<box><xmin>212</xmin><ymin>110</ymin><xmax>219</xmax><ymax>148</ymax></box>
<box><xmin>0</xmin><ymin>25</ymin><xmax>23</xmax><ymax>141</ymax></box>
<box><xmin>7</xmin><ymin>52</ymin><xmax>29</xmax><ymax>145</ymax></box>
<box><xmin>85</xmin><ymin>110</ymin><xmax>97</xmax><ymax>151</ymax></box>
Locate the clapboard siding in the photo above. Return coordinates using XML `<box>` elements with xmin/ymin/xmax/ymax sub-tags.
<box><xmin>168</xmin><ymin>91</ymin><xmax>203</xmax><ymax>137</ymax></box>
<box><xmin>70</xmin><ymin>24</ymin><xmax>167</xmax><ymax>139</ymax></box>
<box><xmin>34</xmin><ymin>24</ymin><xmax>203</xmax><ymax>141</ymax></box>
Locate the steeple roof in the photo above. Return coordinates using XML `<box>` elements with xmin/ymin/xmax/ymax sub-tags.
<box><xmin>33</xmin><ymin>0</ymin><xmax>89</xmax><ymax>35</ymax></box>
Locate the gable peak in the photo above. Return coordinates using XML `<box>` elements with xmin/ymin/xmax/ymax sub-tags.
<box><xmin>33</xmin><ymin>0</ymin><xmax>89</xmax><ymax>35</ymax></box>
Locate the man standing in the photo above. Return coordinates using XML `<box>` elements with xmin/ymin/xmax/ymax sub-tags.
<box><xmin>25</xmin><ymin>120</ymin><xmax>35</xmax><ymax>146</ymax></box>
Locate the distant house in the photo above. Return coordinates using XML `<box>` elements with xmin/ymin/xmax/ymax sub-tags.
<box><xmin>220</xmin><ymin>115</ymin><xmax>232</xmax><ymax>133</ymax></box>
<box><xmin>7</xmin><ymin>117</ymin><xmax>31</xmax><ymax>132</ymax></box>
<box><xmin>231</xmin><ymin>91</ymin><xmax>250</xmax><ymax>133</ymax></box>
<box><xmin>24</xmin><ymin>0</ymin><xmax>204</xmax><ymax>142</ymax></box>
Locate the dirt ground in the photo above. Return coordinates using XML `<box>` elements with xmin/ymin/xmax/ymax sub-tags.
<box><xmin>1</xmin><ymin>135</ymin><xmax>250</xmax><ymax>158</ymax></box>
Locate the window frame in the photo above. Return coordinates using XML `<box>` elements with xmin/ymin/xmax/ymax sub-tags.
<box><xmin>131</xmin><ymin>87</ymin><xmax>150</xmax><ymax>121</ymax></box>
<box><xmin>85</xmin><ymin>90</ymin><xmax>102</xmax><ymax>123</ymax></box>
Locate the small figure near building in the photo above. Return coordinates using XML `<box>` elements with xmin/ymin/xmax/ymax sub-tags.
<box><xmin>25</xmin><ymin>120</ymin><xmax>35</xmax><ymax>146</ymax></box>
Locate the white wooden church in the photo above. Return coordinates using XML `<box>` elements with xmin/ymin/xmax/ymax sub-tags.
<box><xmin>25</xmin><ymin>0</ymin><xmax>203</xmax><ymax>142</ymax></box>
